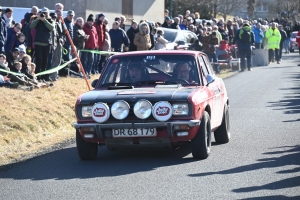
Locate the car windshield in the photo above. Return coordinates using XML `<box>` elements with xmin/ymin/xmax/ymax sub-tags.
<box><xmin>291</xmin><ymin>32</ymin><xmax>297</xmax><ymax>38</ymax></box>
<box><xmin>163</xmin><ymin>30</ymin><xmax>177</xmax><ymax>42</ymax></box>
<box><xmin>98</xmin><ymin>54</ymin><xmax>201</xmax><ymax>87</ymax></box>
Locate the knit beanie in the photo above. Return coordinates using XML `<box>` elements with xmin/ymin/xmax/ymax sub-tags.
<box><xmin>87</xmin><ymin>14</ymin><xmax>94</xmax><ymax>22</ymax></box>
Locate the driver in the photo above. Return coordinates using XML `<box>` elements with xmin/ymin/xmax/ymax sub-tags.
<box><xmin>175</xmin><ymin>63</ymin><xmax>195</xmax><ymax>84</ymax></box>
<box><xmin>127</xmin><ymin>63</ymin><xmax>151</xmax><ymax>83</ymax></box>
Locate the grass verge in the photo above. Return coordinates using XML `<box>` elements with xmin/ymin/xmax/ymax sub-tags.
<box><xmin>0</xmin><ymin>76</ymin><xmax>94</xmax><ymax>166</ymax></box>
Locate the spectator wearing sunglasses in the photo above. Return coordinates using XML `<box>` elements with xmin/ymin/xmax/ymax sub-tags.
<box><xmin>0</xmin><ymin>6</ymin><xmax>7</xmax><ymax>54</ymax></box>
<box><xmin>4</xmin><ymin>23</ymin><xmax>21</xmax><ymax>53</ymax></box>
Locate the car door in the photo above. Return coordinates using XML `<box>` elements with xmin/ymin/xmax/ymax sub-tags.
<box><xmin>200</xmin><ymin>55</ymin><xmax>223</xmax><ymax>129</ymax></box>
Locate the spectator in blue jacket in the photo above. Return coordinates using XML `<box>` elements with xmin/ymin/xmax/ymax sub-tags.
<box><xmin>4</xmin><ymin>23</ymin><xmax>21</xmax><ymax>53</ymax></box>
<box><xmin>109</xmin><ymin>21</ymin><xmax>129</xmax><ymax>52</ymax></box>
<box><xmin>233</xmin><ymin>23</ymin><xmax>255</xmax><ymax>71</ymax></box>
<box><xmin>63</xmin><ymin>10</ymin><xmax>75</xmax><ymax>62</ymax></box>
<box><xmin>252</xmin><ymin>23</ymin><xmax>264</xmax><ymax>49</ymax></box>
<box><xmin>0</xmin><ymin>6</ymin><xmax>7</xmax><ymax>54</ymax></box>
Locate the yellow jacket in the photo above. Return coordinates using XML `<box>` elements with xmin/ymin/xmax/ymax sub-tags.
<box><xmin>265</xmin><ymin>28</ymin><xmax>281</xmax><ymax>49</ymax></box>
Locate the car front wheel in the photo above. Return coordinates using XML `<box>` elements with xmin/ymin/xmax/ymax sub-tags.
<box><xmin>76</xmin><ymin>129</ymin><xmax>98</xmax><ymax>160</ymax></box>
<box><xmin>191</xmin><ymin>111</ymin><xmax>211</xmax><ymax>159</ymax></box>
<box><xmin>214</xmin><ymin>104</ymin><xmax>230</xmax><ymax>144</ymax></box>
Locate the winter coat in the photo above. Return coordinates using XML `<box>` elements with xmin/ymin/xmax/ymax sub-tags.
<box><xmin>170</xmin><ymin>22</ymin><xmax>180</xmax><ymax>30</ymax></box>
<box><xmin>83</xmin><ymin>23</ymin><xmax>98</xmax><ymax>50</ymax></box>
<box><xmin>179</xmin><ymin>24</ymin><xmax>187</xmax><ymax>30</ymax></box>
<box><xmin>30</xmin><ymin>18</ymin><xmax>55</xmax><ymax>45</ymax></box>
<box><xmin>265</xmin><ymin>28</ymin><xmax>281</xmax><ymax>49</ymax></box>
<box><xmin>93</xmin><ymin>20</ymin><xmax>106</xmax><ymax>50</ymax></box>
<box><xmin>0</xmin><ymin>17</ymin><xmax>7</xmax><ymax>49</ymax></box>
<box><xmin>279</xmin><ymin>30</ymin><xmax>287</xmax><ymax>44</ymax></box>
<box><xmin>4</xmin><ymin>28</ymin><xmax>17</xmax><ymax>53</ymax></box>
<box><xmin>252</xmin><ymin>27</ymin><xmax>264</xmax><ymax>43</ymax></box>
<box><xmin>103</xmin><ymin>31</ymin><xmax>111</xmax><ymax>51</ymax></box>
<box><xmin>233</xmin><ymin>27</ymin><xmax>255</xmax><ymax>50</ymax></box>
<box><xmin>202</xmin><ymin>34</ymin><xmax>219</xmax><ymax>54</ymax></box>
<box><xmin>134</xmin><ymin>22</ymin><xmax>152</xmax><ymax>51</ymax></box>
<box><xmin>73</xmin><ymin>23</ymin><xmax>86</xmax><ymax>50</ymax></box>
<box><xmin>155</xmin><ymin>32</ymin><xmax>168</xmax><ymax>50</ymax></box>
<box><xmin>126</xmin><ymin>26</ymin><xmax>139</xmax><ymax>51</ymax></box>
<box><xmin>109</xmin><ymin>27</ymin><xmax>130</xmax><ymax>52</ymax></box>
<box><xmin>63</xmin><ymin>18</ymin><xmax>73</xmax><ymax>46</ymax></box>
<box><xmin>218</xmin><ymin>28</ymin><xmax>229</xmax><ymax>40</ymax></box>
<box><xmin>219</xmin><ymin>40</ymin><xmax>230</xmax><ymax>51</ymax></box>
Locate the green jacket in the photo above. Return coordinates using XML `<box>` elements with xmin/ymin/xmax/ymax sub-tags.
<box><xmin>265</xmin><ymin>28</ymin><xmax>281</xmax><ymax>49</ymax></box>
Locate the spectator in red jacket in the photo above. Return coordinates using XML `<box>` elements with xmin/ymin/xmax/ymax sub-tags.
<box><xmin>93</xmin><ymin>13</ymin><xmax>106</xmax><ymax>74</ymax></box>
<box><xmin>81</xmin><ymin>14</ymin><xmax>98</xmax><ymax>77</ymax></box>
<box><xmin>219</xmin><ymin>37</ymin><xmax>231</xmax><ymax>59</ymax></box>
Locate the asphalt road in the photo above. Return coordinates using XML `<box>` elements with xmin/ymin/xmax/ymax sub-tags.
<box><xmin>1</xmin><ymin>53</ymin><xmax>300</xmax><ymax>200</ymax></box>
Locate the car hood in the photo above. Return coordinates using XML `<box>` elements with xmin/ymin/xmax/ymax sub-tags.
<box><xmin>79</xmin><ymin>85</ymin><xmax>199</xmax><ymax>104</ymax></box>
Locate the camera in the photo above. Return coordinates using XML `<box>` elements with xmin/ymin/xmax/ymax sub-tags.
<box><xmin>40</xmin><ymin>13</ymin><xmax>45</xmax><ymax>17</ymax></box>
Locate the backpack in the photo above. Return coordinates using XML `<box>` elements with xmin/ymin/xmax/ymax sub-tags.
<box><xmin>241</xmin><ymin>28</ymin><xmax>251</xmax><ymax>43</ymax></box>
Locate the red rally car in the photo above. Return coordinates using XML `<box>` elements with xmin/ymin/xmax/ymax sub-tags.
<box><xmin>73</xmin><ymin>50</ymin><xmax>230</xmax><ymax>160</ymax></box>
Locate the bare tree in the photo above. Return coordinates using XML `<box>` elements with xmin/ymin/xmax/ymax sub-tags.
<box><xmin>247</xmin><ymin>0</ymin><xmax>256</xmax><ymax>19</ymax></box>
<box><xmin>217</xmin><ymin>0</ymin><xmax>244</xmax><ymax>20</ymax></box>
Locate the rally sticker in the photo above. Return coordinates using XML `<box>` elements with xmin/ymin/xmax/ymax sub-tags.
<box><xmin>152</xmin><ymin>101</ymin><xmax>172</xmax><ymax>122</ymax></box>
<box><xmin>91</xmin><ymin>103</ymin><xmax>110</xmax><ymax>123</ymax></box>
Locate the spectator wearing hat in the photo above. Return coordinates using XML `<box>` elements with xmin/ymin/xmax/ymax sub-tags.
<box><xmin>134</xmin><ymin>22</ymin><xmax>152</xmax><ymax>51</ymax></box>
<box><xmin>18</xmin><ymin>44</ymin><xmax>26</xmax><ymax>61</ymax></box>
<box><xmin>233</xmin><ymin>23</ymin><xmax>255</xmax><ymax>71</ymax></box>
<box><xmin>109</xmin><ymin>21</ymin><xmax>129</xmax><ymax>52</ymax></box>
<box><xmin>63</xmin><ymin>10</ymin><xmax>75</xmax><ymax>62</ymax></box>
<box><xmin>162</xmin><ymin>16</ymin><xmax>170</xmax><ymax>28</ymax></box>
<box><xmin>127</xmin><ymin>20</ymin><xmax>139</xmax><ymax>51</ymax></box>
<box><xmin>82</xmin><ymin>14</ymin><xmax>98</xmax><ymax>76</ymax></box>
<box><xmin>30</xmin><ymin>7</ymin><xmax>55</xmax><ymax>81</ymax></box>
<box><xmin>2</xmin><ymin>8</ymin><xmax>14</xmax><ymax>28</ymax></box>
<box><xmin>93</xmin><ymin>13</ymin><xmax>106</xmax><ymax>73</ymax></box>
<box><xmin>4</xmin><ymin>23</ymin><xmax>21</xmax><ymax>53</ymax></box>
<box><xmin>0</xmin><ymin>6</ymin><xmax>7</xmax><ymax>54</ymax></box>
<box><xmin>5</xmin><ymin>47</ymin><xmax>19</xmax><ymax>70</ymax></box>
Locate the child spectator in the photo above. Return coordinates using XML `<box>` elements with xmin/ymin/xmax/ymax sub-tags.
<box><xmin>8</xmin><ymin>62</ymin><xmax>34</xmax><ymax>90</ymax></box>
<box><xmin>14</xmin><ymin>33</ymin><xmax>26</xmax><ymax>49</ymax></box>
<box><xmin>0</xmin><ymin>54</ymin><xmax>9</xmax><ymax>76</ymax></box>
<box><xmin>4</xmin><ymin>23</ymin><xmax>22</xmax><ymax>53</ymax></box>
<box><xmin>18</xmin><ymin>45</ymin><xmax>26</xmax><ymax>61</ymax></box>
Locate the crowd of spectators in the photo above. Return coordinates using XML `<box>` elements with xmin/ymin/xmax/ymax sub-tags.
<box><xmin>0</xmin><ymin>3</ymin><xmax>299</xmax><ymax>90</ymax></box>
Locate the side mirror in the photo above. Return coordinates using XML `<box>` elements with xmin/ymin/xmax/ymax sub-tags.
<box><xmin>206</xmin><ymin>74</ymin><xmax>215</xmax><ymax>86</ymax></box>
<box><xmin>91</xmin><ymin>79</ymin><xmax>98</xmax><ymax>88</ymax></box>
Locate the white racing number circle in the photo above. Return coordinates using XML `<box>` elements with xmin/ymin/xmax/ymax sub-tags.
<box><xmin>91</xmin><ymin>103</ymin><xmax>110</xmax><ymax>123</ymax></box>
<box><xmin>152</xmin><ymin>101</ymin><xmax>172</xmax><ymax>122</ymax></box>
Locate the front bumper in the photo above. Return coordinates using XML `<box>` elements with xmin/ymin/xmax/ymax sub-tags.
<box><xmin>73</xmin><ymin>120</ymin><xmax>201</xmax><ymax>138</ymax></box>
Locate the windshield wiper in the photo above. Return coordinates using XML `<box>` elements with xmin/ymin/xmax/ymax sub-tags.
<box><xmin>133</xmin><ymin>80</ymin><xmax>165</xmax><ymax>85</ymax></box>
<box><xmin>99</xmin><ymin>82</ymin><xmax>131</xmax><ymax>87</ymax></box>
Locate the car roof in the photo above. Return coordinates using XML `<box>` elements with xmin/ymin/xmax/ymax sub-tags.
<box><xmin>110</xmin><ymin>50</ymin><xmax>201</xmax><ymax>58</ymax></box>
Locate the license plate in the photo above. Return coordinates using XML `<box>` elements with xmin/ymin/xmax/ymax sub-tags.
<box><xmin>112</xmin><ymin>128</ymin><xmax>157</xmax><ymax>138</ymax></box>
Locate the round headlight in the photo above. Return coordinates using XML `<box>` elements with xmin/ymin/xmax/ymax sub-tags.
<box><xmin>111</xmin><ymin>100</ymin><xmax>130</xmax><ymax>120</ymax></box>
<box><xmin>91</xmin><ymin>103</ymin><xmax>110</xmax><ymax>123</ymax></box>
<box><xmin>134</xmin><ymin>100</ymin><xmax>152</xmax><ymax>119</ymax></box>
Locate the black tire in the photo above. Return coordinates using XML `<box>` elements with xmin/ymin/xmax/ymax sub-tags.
<box><xmin>290</xmin><ymin>49</ymin><xmax>294</xmax><ymax>53</ymax></box>
<box><xmin>191</xmin><ymin>111</ymin><xmax>211</xmax><ymax>159</ymax></box>
<box><xmin>214</xmin><ymin>104</ymin><xmax>230</xmax><ymax>144</ymax></box>
<box><xmin>76</xmin><ymin>129</ymin><xmax>98</xmax><ymax>160</ymax></box>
